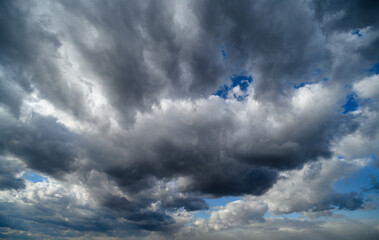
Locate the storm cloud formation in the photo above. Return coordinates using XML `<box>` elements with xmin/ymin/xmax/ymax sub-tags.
<box><xmin>0</xmin><ymin>0</ymin><xmax>379</xmax><ymax>238</ymax></box>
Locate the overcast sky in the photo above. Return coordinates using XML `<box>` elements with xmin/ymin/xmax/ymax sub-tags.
<box><xmin>1</xmin><ymin>0</ymin><xmax>379</xmax><ymax>239</ymax></box>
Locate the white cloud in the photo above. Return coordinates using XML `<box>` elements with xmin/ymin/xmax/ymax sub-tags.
<box><xmin>354</xmin><ymin>74</ymin><xmax>379</xmax><ymax>99</ymax></box>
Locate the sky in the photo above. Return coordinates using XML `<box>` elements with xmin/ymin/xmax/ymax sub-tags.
<box><xmin>0</xmin><ymin>0</ymin><xmax>379</xmax><ymax>239</ymax></box>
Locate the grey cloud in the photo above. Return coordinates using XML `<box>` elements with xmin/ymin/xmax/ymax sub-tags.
<box><xmin>192</xmin><ymin>0</ymin><xmax>331</xmax><ymax>101</ymax></box>
<box><xmin>53</xmin><ymin>0</ymin><xmax>332</xmax><ymax>121</ymax></box>
<box><xmin>0</xmin><ymin>77</ymin><xmax>25</xmax><ymax>118</ymax></box>
<box><xmin>326</xmin><ymin>192</ymin><xmax>364</xmax><ymax>210</ymax></box>
<box><xmin>0</xmin><ymin>0</ymin><xmax>90</xmax><ymax>120</ymax></box>
<box><xmin>102</xmin><ymin>195</ymin><xmax>176</xmax><ymax>231</ymax></box>
<box><xmin>312</xmin><ymin>0</ymin><xmax>379</xmax><ymax>70</ymax></box>
<box><xmin>334</xmin><ymin>76</ymin><xmax>379</xmax><ymax>161</ymax></box>
<box><xmin>302</xmin><ymin>192</ymin><xmax>365</xmax><ymax>213</ymax></box>
<box><xmin>0</xmin><ymin>180</ymin><xmax>192</xmax><ymax>235</ymax></box>
<box><xmin>242</xmin><ymin>158</ymin><xmax>369</xmax><ymax>216</ymax></box>
<box><xmin>190</xmin><ymin>158</ymin><xmax>367</xmax><ymax>234</ymax></box>
<box><xmin>0</xmin><ymin>194</ymin><xmax>118</xmax><ymax>236</ymax></box>
<box><xmin>0</xmin><ymin>0</ymin><xmax>378</xmax><ymax>237</ymax></box>
<box><xmin>312</xmin><ymin>0</ymin><xmax>379</xmax><ymax>31</ymax></box>
<box><xmin>0</xmin><ymin>157</ymin><xmax>25</xmax><ymax>190</ymax></box>
<box><xmin>93</xmin><ymin>83</ymin><xmax>345</xmax><ymax>199</ymax></box>
<box><xmin>162</xmin><ymin>196</ymin><xmax>208</xmax><ymax>212</ymax></box>
<box><xmin>0</xmin><ymin>113</ymin><xmax>79</xmax><ymax>178</ymax></box>
<box><xmin>102</xmin><ymin>138</ymin><xmax>278</xmax><ymax>197</ymax></box>
<box><xmin>56</xmin><ymin>0</ymin><xmax>229</xmax><ymax>125</ymax></box>
<box><xmin>183</xmin><ymin>166</ymin><xmax>278</xmax><ymax>197</ymax></box>
<box><xmin>187</xmin><ymin>219</ymin><xmax>379</xmax><ymax>240</ymax></box>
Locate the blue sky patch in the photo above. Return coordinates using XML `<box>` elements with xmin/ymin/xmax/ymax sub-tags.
<box><xmin>23</xmin><ymin>170</ymin><xmax>48</xmax><ymax>183</ymax></box>
<box><xmin>214</xmin><ymin>74</ymin><xmax>252</xmax><ymax>100</ymax></box>
<box><xmin>342</xmin><ymin>94</ymin><xmax>358</xmax><ymax>114</ymax></box>
<box><xmin>193</xmin><ymin>210</ymin><xmax>210</xmax><ymax>219</ymax></box>
<box><xmin>230</xmin><ymin>74</ymin><xmax>252</xmax><ymax>91</ymax></box>
<box><xmin>214</xmin><ymin>84</ymin><xmax>230</xmax><ymax>99</ymax></box>
<box><xmin>293</xmin><ymin>82</ymin><xmax>309</xmax><ymax>89</ymax></box>
<box><xmin>334</xmin><ymin>158</ymin><xmax>379</xmax><ymax>194</ymax></box>
<box><xmin>206</xmin><ymin>196</ymin><xmax>241</xmax><ymax>208</ymax></box>
<box><xmin>193</xmin><ymin>196</ymin><xmax>241</xmax><ymax>220</ymax></box>
<box><xmin>352</xmin><ymin>29</ymin><xmax>362</xmax><ymax>38</ymax></box>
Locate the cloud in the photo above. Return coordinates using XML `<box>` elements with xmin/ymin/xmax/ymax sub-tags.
<box><xmin>354</xmin><ymin>74</ymin><xmax>379</xmax><ymax>100</ymax></box>
<box><xmin>312</xmin><ymin>0</ymin><xmax>379</xmax><ymax>68</ymax></box>
<box><xmin>333</xmin><ymin>74</ymin><xmax>379</xmax><ymax>162</ymax></box>
<box><xmin>0</xmin><ymin>0</ymin><xmax>379</xmax><ymax>238</ymax></box>
<box><xmin>0</xmin><ymin>112</ymin><xmax>80</xmax><ymax>178</ymax></box>
<box><xmin>312</xmin><ymin>0</ymin><xmax>379</xmax><ymax>31</ymax></box>
<box><xmin>193</xmin><ymin>199</ymin><xmax>268</xmax><ymax>231</ymax></box>
<box><xmin>260</xmin><ymin>157</ymin><xmax>367</xmax><ymax>215</ymax></box>
<box><xmin>185</xmin><ymin>219</ymin><xmax>379</xmax><ymax>240</ymax></box>
<box><xmin>191</xmin><ymin>157</ymin><xmax>368</xmax><ymax>232</ymax></box>
<box><xmin>0</xmin><ymin>156</ymin><xmax>25</xmax><ymax>190</ymax></box>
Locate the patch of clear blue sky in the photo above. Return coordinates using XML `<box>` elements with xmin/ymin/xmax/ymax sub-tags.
<box><xmin>193</xmin><ymin>196</ymin><xmax>241</xmax><ymax>219</ymax></box>
<box><xmin>342</xmin><ymin>60</ymin><xmax>379</xmax><ymax>114</ymax></box>
<box><xmin>206</xmin><ymin>196</ymin><xmax>241</xmax><ymax>207</ymax></box>
<box><xmin>22</xmin><ymin>169</ymin><xmax>47</xmax><ymax>183</ymax></box>
<box><xmin>343</xmin><ymin>93</ymin><xmax>359</xmax><ymax>113</ymax></box>
<box><xmin>215</xmin><ymin>45</ymin><xmax>254</xmax><ymax>100</ymax></box>
<box><xmin>334</xmin><ymin>157</ymin><xmax>379</xmax><ymax>194</ymax></box>
<box><xmin>214</xmin><ymin>74</ymin><xmax>252</xmax><ymax>100</ymax></box>
<box><xmin>293</xmin><ymin>82</ymin><xmax>309</xmax><ymax>89</ymax></box>
<box><xmin>352</xmin><ymin>29</ymin><xmax>362</xmax><ymax>38</ymax></box>
<box><xmin>333</xmin><ymin>156</ymin><xmax>379</xmax><ymax>220</ymax></box>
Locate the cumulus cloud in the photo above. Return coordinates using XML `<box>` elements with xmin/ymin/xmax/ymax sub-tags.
<box><xmin>0</xmin><ymin>111</ymin><xmax>80</xmax><ymax>178</ymax></box>
<box><xmin>1</xmin><ymin>0</ymin><xmax>379</xmax><ymax>238</ymax></box>
<box><xmin>190</xmin><ymin>157</ymin><xmax>369</xmax><ymax>232</ymax></box>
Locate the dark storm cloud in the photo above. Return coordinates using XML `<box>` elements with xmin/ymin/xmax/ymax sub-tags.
<box><xmin>93</xmin><ymin>84</ymin><xmax>350</xmax><ymax>199</ymax></box>
<box><xmin>56</xmin><ymin>0</ymin><xmax>229</xmax><ymax>125</ymax></box>
<box><xmin>312</xmin><ymin>0</ymin><xmax>379</xmax><ymax>67</ymax></box>
<box><xmin>162</xmin><ymin>196</ymin><xmax>208</xmax><ymax>212</ymax></box>
<box><xmin>0</xmin><ymin>0</ymin><xmax>89</xmax><ymax>119</ymax></box>
<box><xmin>54</xmin><ymin>0</ymin><xmax>333</xmax><ymax>121</ymax></box>
<box><xmin>95</xmin><ymin>110</ymin><xmax>280</xmax><ymax>197</ymax></box>
<box><xmin>102</xmin><ymin>195</ymin><xmax>175</xmax><ymax>230</ymax></box>
<box><xmin>0</xmin><ymin>195</ymin><xmax>118</xmax><ymax>235</ymax></box>
<box><xmin>0</xmin><ymin>113</ymin><xmax>79</xmax><ymax>177</ymax></box>
<box><xmin>0</xmin><ymin>0</ymin><xmax>34</xmax><ymax>117</ymax></box>
<box><xmin>312</xmin><ymin>0</ymin><xmax>379</xmax><ymax>31</ymax></box>
<box><xmin>182</xmin><ymin>166</ymin><xmax>278</xmax><ymax>197</ymax></box>
<box><xmin>191</xmin><ymin>0</ymin><xmax>331</xmax><ymax>101</ymax></box>
<box><xmin>0</xmin><ymin>156</ymin><xmax>25</xmax><ymax>190</ymax></box>
<box><xmin>0</xmin><ymin>0</ymin><xmax>378</xmax><ymax>237</ymax></box>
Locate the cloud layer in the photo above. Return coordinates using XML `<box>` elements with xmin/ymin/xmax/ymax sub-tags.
<box><xmin>0</xmin><ymin>0</ymin><xmax>379</xmax><ymax>238</ymax></box>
